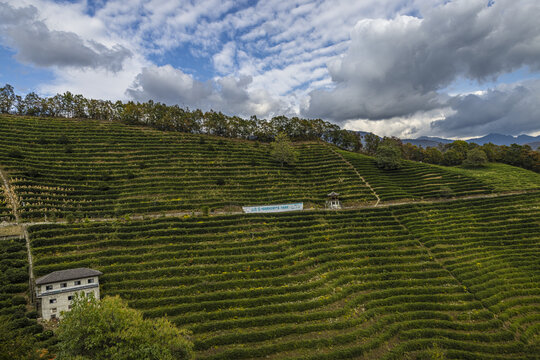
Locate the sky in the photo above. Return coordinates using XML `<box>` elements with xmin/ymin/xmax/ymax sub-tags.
<box><xmin>1</xmin><ymin>0</ymin><xmax>540</xmax><ymax>139</ymax></box>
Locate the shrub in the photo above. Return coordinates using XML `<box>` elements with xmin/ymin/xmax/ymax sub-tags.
<box><xmin>7</xmin><ymin>148</ymin><xmax>23</xmax><ymax>159</ymax></box>
<box><xmin>201</xmin><ymin>206</ymin><xmax>209</xmax><ymax>217</ymax></box>
<box><xmin>6</xmin><ymin>268</ymin><xmax>27</xmax><ymax>284</ymax></box>
<box><xmin>56</xmin><ymin>134</ymin><xmax>70</xmax><ymax>145</ymax></box>
<box><xmin>65</xmin><ymin>213</ymin><xmax>75</xmax><ymax>224</ymax></box>
<box><xmin>36</xmin><ymin>136</ymin><xmax>49</xmax><ymax>145</ymax></box>
<box><xmin>12</xmin><ymin>295</ymin><xmax>27</xmax><ymax>306</ymax></box>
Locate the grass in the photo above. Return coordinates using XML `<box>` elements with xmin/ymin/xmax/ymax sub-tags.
<box><xmin>440</xmin><ymin>162</ymin><xmax>540</xmax><ymax>192</ymax></box>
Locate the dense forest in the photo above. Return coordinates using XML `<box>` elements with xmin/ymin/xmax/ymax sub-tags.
<box><xmin>1</xmin><ymin>84</ymin><xmax>538</xmax><ymax>172</ymax></box>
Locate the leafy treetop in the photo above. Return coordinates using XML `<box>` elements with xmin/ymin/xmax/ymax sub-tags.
<box><xmin>56</xmin><ymin>294</ymin><xmax>193</xmax><ymax>360</ymax></box>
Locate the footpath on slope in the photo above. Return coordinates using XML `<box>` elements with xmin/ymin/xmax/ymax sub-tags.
<box><xmin>0</xmin><ymin>168</ymin><xmax>36</xmax><ymax>302</ymax></box>
<box><xmin>325</xmin><ymin>145</ymin><xmax>381</xmax><ymax>206</ymax></box>
<box><xmin>388</xmin><ymin>208</ymin><xmax>512</xmax><ymax>333</ymax></box>
<box><xmin>0</xmin><ymin>189</ymin><xmax>534</xmax><ymax>229</ymax></box>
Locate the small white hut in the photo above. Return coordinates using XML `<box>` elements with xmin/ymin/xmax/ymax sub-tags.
<box><xmin>326</xmin><ymin>191</ymin><xmax>342</xmax><ymax>209</ymax></box>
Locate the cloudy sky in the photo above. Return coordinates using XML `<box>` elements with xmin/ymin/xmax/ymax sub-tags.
<box><xmin>1</xmin><ymin>0</ymin><xmax>540</xmax><ymax>138</ymax></box>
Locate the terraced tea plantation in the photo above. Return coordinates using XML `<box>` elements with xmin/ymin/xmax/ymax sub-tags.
<box><xmin>28</xmin><ymin>193</ymin><xmax>540</xmax><ymax>359</ymax></box>
<box><xmin>0</xmin><ymin>116</ymin><xmax>377</xmax><ymax>220</ymax></box>
<box><xmin>0</xmin><ymin>116</ymin><xmax>497</xmax><ymax>221</ymax></box>
<box><xmin>0</xmin><ymin>235</ymin><xmax>48</xmax><ymax>347</ymax></box>
<box><xmin>0</xmin><ymin>185</ymin><xmax>14</xmax><ymax>222</ymax></box>
<box><xmin>339</xmin><ymin>151</ymin><xmax>493</xmax><ymax>201</ymax></box>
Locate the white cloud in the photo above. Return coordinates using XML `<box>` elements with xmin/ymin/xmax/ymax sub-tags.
<box><xmin>304</xmin><ymin>0</ymin><xmax>540</xmax><ymax>133</ymax></box>
<box><xmin>0</xmin><ymin>2</ymin><xmax>132</xmax><ymax>71</ymax></box>
<box><xmin>3</xmin><ymin>0</ymin><xmax>540</xmax><ymax>138</ymax></box>
<box><xmin>126</xmin><ymin>65</ymin><xmax>291</xmax><ymax>118</ymax></box>
<box><xmin>213</xmin><ymin>42</ymin><xmax>236</xmax><ymax>74</ymax></box>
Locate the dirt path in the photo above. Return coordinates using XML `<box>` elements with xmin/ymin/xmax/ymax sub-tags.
<box><xmin>0</xmin><ymin>189</ymin><xmax>534</xmax><ymax>229</ymax></box>
<box><xmin>389</xmin><ymin>208</ymin><xmax>510</xmax><ymax>332</ymax></box>
<box><xmin>326</xmin><ymin>146</ymin><xmax>381</xmax><ymax>206</ymax></box>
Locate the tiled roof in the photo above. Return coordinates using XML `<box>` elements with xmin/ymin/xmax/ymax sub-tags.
<box><xmin>35</xmin><ymin>268</ymin><xmax>102</xmax><ymax>285</ymax></box>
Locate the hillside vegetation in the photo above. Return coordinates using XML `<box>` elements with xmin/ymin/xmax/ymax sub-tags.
<box><xmin>0</xmin><ymin>184</ymin><xmax>14</xmax><ymax>222</ymax></box>
<box><xmin>28</xmin><ymin>193</ymin><xmax>540</xmax><ymax>359</ymax></box>
<box><xmin>0</xmin><ymin>116</ymin><xmax>375</xmax><ymax>220</ymax></box>
<box><xmin>338</xmin><ymin>151</ymin><xmax>492</xmax><ymax>201</ymax></box>
<box><xmin>0</xmin><ymin>115</ymin><xmax>528</xmax><ymax>221</ymax></box>
<box><xmin>437</xmin><ymin>162</ymin><xmax>540</xmax><ymax>192</ymax></box>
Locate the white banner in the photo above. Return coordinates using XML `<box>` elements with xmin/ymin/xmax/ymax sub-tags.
<box><xmin>242</xmin><ymin>202</ymin><xmax>303</xmax><ymax>214</ymax></box>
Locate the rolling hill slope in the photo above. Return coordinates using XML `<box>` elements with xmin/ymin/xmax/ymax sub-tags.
<box><xmin>0</xmin><ymin>115</ymin><xmax>377</xmax><ymax>220</ymax></box>
<box><xmin>1</xmin><ymin>115</ymin><xmax>539</xmax><ymax>358</ymax></box>
<box><xmin>338</xmin><ymin>150</ymin><xmax>493</xmax><ymax>201</ymax></box>
<box><xmin>0</xmin><ymin>115</ymin><xmax>513</xmax><ymax>221</ymax></box>
<box><xmin>28</xmin><ymin>193</ymin><xmax>540</xmax><ymax>359</ymax></box>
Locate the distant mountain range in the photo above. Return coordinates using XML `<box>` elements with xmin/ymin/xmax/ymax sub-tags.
<box><xmin>401</xmin><ymin>133</ymin><xmax>540</xmax><ymax>148</ymax></box>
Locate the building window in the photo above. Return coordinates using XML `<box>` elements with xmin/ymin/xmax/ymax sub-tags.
<box><xmin>50</xmin><ymin>314</ymin><xmax>56</xmax><ymax>320</ymax></box>
<box><xmin>49</xmin><ymin>299</ymin><xmax>56</xmax><ymax>304</ymax></box>
<box><xmin>68</xmin><ymin>305</ymin><xmax>72</xmax><ymax>310</ymax></box>
<box><xmin>61</xmin><ymin>282</ymin><xmax>67</xmax><ymax>288</ymax></box>
<box><xmin>68</xmin><ymin>295</ymin><xmax>73</xmax><ymax>301</ymax></box>
<box><xmin>45</xmin><ymin>285</ymin><xmax>53</xmax><ymax>291</ymax></box>
<box><xmin>74</xmin><ymin>280</ymin><xmax>81</xmax><ymax>285</ymax></box>
<box><xmin>88</xmin><ymin>278</ymin><xmax>94</xmax><ymax>284</ymax></box>
<box><xmin>51</xmin><ymin>308</ymin><xmax>57</xmax><ymax>313</ymax></box>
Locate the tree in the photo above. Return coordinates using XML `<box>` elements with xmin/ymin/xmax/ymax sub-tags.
<box><xmin>270</xmin><ymin>132</ymin><xmax>297</xmax><ymax>167</ymax></box>
<box><xmin>0</xmin><ymin>84</ymin><xmax>16</xmax><ymax>113</ymax></box>
<box><xmin>424</xmin><ymin>147</ymin><xmax>444</xmax><ymax>165</ymax></box>
<box><xmin>56</xmin><ymin>294</ymin><xmax>193</xmax><ymax>360</ymax></box>
<box><xmin>375</xmin><ymin>139</ymin><xmax>403</xmax><ymax>170</ymax></box>
<box><xmin>443</xmin><ymin>149</ymin><xmax>463</xmax><ymax>166</ymax></box>
<box><xmin>364</xmin><ymin>133</ymin><xmax>381</xmax><ymax>155</ymax></box>
<box><xmin>463</xmin><ymin>148</ymin><xmax>488</xmax><ymax>168</ymax></box>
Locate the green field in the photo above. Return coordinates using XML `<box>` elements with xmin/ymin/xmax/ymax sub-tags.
<box><xmin>28</xmin><ymin>193</ymin><xmax>540</xmax><ymax>359</ymax></box>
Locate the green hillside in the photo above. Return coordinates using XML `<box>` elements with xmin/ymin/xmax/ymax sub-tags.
<box><xmin>436</xmin><ymin>162</ymin><xmax>540</xmax><ymax>192</ymax></box>
<box><xmin>1</xmin><ymin>115</ymin><xmax>539</xmax><ymax>358</ymax></box>
<box><xmin>338</xmin><ymin>150</ymin><xmax>493</xmax><ymax>201</ymax></box>
<box><xmin>28</xmin><ymin>193</ymin><xmax>540</xmax><ymax>359</ymax></box>
<box><xmin>0</xmin><ymin>115</ymin><xmax>377</xmax><ymax>220</ymax></box>
<box><xmin>0</xmin><ymin>115</ymin><xmax>525</xmax><ymax>221</ymax></box>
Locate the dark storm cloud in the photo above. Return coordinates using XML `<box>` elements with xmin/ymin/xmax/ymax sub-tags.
<box><xmin>304</xmin><ymin>0</ymin><xmax>540</xmax><ymax>125</ymax></box>
<box><xmin>432</xmin><ymin>80</ymin><xmax>540</xmax><ymax>136</ymax></box>
<box><xmin>0</xmin><ymin>2</ymin><xmax>131</xmax><ymax>72</ymax></box>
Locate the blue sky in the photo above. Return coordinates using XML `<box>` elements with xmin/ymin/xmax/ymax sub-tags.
<box><xmin>1</xmin><ymin>0</ymin><xmax>540</xmax><ymax>138</ymax></box>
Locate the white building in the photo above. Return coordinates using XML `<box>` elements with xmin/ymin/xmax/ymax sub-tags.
<box><xmin>35</xmin><ymin>267</ymin><xmax>102</xmax><ymax>320</ymax></box>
